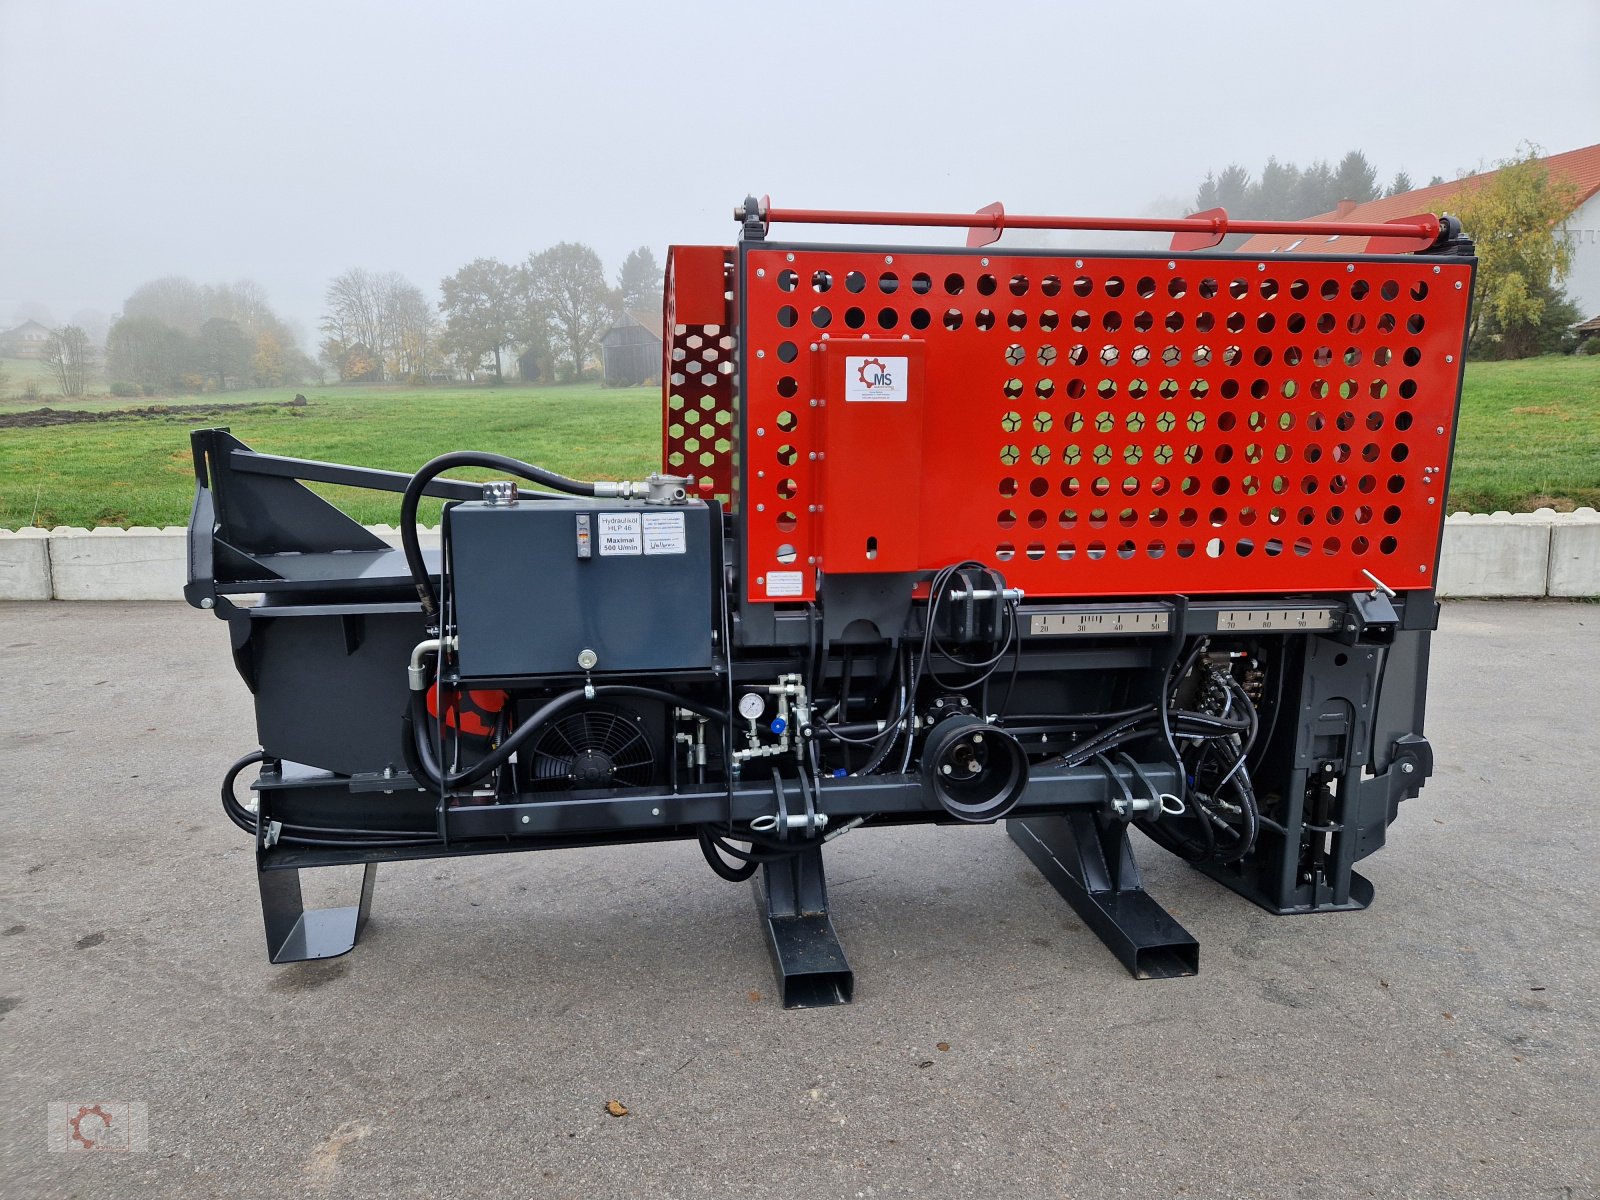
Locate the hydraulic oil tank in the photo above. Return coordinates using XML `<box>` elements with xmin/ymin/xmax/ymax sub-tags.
<box><xmin>446</xmin><ymin>496</ymin><xmax>715</xmax><ymax>678</ymax></box>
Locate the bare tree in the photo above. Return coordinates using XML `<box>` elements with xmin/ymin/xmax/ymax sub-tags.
<box><xmin>388</xmin><ymin>280</ymin><xmax>438</xmax><ymax>379</ymax></box>
<box><xmin>44</xmin><ymin>325</ymin><xmax>93</xmax><ymax>397</ymax></box>
<box><xmin>321</xmin><ymin>268</ymin><xmax>389</xmax><ymax>379</ymax></box>
<box><xmin>320</xmin><ymin>269</ymin><xmax>437</xmax><ymax>381</ymax></box>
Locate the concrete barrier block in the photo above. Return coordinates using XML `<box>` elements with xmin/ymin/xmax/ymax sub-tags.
<box><xmin>1548</xmin><ymin>507</ymin><xmax>1600</xmax><ymax>598</ymax></box>
<box><xmin>0</xmin><ymin>528</ymin><xmax>53</xmax><ymax>599</ymax></box>
<box><xmin>1436</xmin><ymin>512</ymin><xmax>1552</xmax><ymax>599</ymax></box>
<box><xmin>0</xmin><ymin>513</ymin><xmax>1585</xmax><ymax>601</ymax></box>
<box><xmin>47</xmin><ymin>526</ymin><xmax>188</xmax><ymax>601</ymax></box>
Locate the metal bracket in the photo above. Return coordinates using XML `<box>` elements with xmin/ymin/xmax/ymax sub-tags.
<box><xmin>752</xmin><ymin>847</ymin><xmax>853</xmax><ymax>1007</ymax></box>
<box><xmin>258</xmin><ymin>862</ymin><xmax>377</xmax><ymax>964</ymax></box>
<box><xmin>736</xmin><ymin>193</ymin><xmax>769</xmax><ymax>241</ymax></box>
<box><xmin>1008</xmin><ymin>813</ymin><xmax>1198</xmax><ymax>979</ymax></box>
<box><xmin>1337</xmin><ymin>590</ymin><xmax>1398</xmax><ymax>646</ymax></box>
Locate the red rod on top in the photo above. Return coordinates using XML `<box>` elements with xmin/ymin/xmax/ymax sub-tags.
<box><xmin>740</xmin><ymin>200</ymin><xmax>1442</xmax><ymax>253</ymax></box>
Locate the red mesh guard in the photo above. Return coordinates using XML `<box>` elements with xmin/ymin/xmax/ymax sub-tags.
<box><xmin>740</xmin><ymin>248</ymin><xmax>1472</xmax><ymax>604</ymax></box>
<box><xmin>662</xmin><ymin>247</ymin><xmax>737</xmax><ymax>503</ymax></box>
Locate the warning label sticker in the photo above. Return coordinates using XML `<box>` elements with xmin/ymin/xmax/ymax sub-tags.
<box><xmin>844</xmin><ymin>355</ymin><xmax>908</xmax><ymax>402</ymax></box>
<box><xmin>765</xmin><ymin>570</ymin><xmax>805</xmax><ymax>597</ymax></box>
<box><xmin>597</xmin><ymin>512</ymin><xmax>642</xmax><ymax>556</ymax></box>
<box><xmin>643</xmin><ymin>511</ymin><xmax>687</xmax><ymax>555</ymax></box>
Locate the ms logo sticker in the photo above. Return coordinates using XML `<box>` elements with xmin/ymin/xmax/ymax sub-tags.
<box><xmin>844</xmin><ymin>355</ymin><xmax>908</xmax><ymax>402</ymax></box>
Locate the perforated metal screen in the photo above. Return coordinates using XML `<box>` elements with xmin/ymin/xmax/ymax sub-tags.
<box><xmin>662</xmin><ymin>248</ymin><xmax>737</xmax><ymax>503</ymax></box>
<box><xmin>732</xmin><ymin>245</ymin><xmax>1472</xmax><ymax>605</ymax></box>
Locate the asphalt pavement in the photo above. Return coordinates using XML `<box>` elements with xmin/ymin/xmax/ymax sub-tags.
<box><xmin>1</xmin><ymin>599</ymin><xmax>1596</xmax><ymax>1199</ymax></box>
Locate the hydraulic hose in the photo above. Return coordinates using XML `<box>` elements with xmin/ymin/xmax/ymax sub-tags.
<box><xmin>400</xmin><ymin>451</ymin><xmax>600</xmax><ymax>620</ymax></box>
<box><xmin>221</xmin><ymin>750</ymin><xmax>266</xmax><ymax>834</ymax></box>
<box><xmin>697</xmin><ymin>829</ymin><xmax>760</xmax><ymax>881</ymax></box>
<box><xmin>221</xmin><ymin>749</ymin><xmax>441</xmax><ymax>846</ymax></box>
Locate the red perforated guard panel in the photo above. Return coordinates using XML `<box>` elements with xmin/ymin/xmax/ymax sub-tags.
<box><xmin>736</xmin><ymin>246</ymin><xmax>1472</xmax><ymax>605</ymax></box>
<box><xmin>663</xmin><ymin>247</ymin><xmax>737</xmax><ymax>503</ymax></box>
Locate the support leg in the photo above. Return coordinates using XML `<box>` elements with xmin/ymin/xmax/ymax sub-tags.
<box><xmin>1009</xmin><ymin>813</ymin><xmax>1198</xmax><ymax>979</ymax></box>
<box><xmin>258</xmin><ymin>861</ymin><xmax>377</xmax><ymax>964</ymax></box>
<box><xmin>752</xmin><ymin>847</ymin><xmax>854</xmax><ymax>1007</ymax></box>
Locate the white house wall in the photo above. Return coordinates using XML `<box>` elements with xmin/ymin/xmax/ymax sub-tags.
<box><xmin>1563</xmin><ymin>193</ymin><xmax>1600</xmax><ymax>319</ymax></box>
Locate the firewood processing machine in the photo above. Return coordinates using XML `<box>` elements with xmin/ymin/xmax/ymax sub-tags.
<box><xmin>186</xmin><ymin>198</ymin><xmax>1474</xmax><ymax>1005</ymax></box>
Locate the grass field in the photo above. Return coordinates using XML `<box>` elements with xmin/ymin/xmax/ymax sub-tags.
<box><xmin>1448</xmin><ymin>355</ymin><xmax>1600</xmax><ymax>513</ymax></box>
<box><xmin>0</xmin><ymin>357</ymin><xmax>1595</xmax><ymax>529</ymax></box>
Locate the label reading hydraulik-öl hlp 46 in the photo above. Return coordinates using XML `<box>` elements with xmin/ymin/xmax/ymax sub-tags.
<box><xmin>597</xmin><ymin>513</ymin><xmax>642</xmax><ymax>556</ymax></box>
<box><xmin>595</xmin><ymin>511</ymin><xmax>687</xmax><ymax>557</ymax></box>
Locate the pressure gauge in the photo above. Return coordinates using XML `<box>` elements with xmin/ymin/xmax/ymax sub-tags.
<box><xmin>738</xmin><ymin>692</ymin><xmax>766</xmax><ymax>720</ymax></box>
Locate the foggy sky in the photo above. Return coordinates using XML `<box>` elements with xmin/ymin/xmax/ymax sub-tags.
<box><xmin>2</xmin><ymin>0</ymin><xmax>1596</xmax><ymax>344</ymax></box>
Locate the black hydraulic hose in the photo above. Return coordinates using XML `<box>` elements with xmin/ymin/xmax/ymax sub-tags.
<box><xmin>221</xmin><ymin>750</ymin><xmax>265</xmax><ymax>834</ymax></box>
<box><xmin>400</xmin><ymin>451</ymin><xmax>600</xmax><ymax>620</ymax></box>
<box><xmin>697</xmin><ymin>830</ymin><xmax>761</xmax><ymax>881</ymax></box>
<box><xmin>222</xmin><ymin>749</ymin><xmax>440</xmax><ymax>845</ymax></box>
<box><xmin>411</xmin><ymin>685</ymin><xmax>730</xmax><ymax>791</ymax></box>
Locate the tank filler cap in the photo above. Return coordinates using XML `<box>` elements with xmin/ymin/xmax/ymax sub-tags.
<box><xmin>591</xmin><ymin>474</ymin><xmax>695</xmax><ymax>505</ymax></box>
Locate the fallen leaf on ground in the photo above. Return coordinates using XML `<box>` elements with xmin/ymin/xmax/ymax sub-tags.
<box><xmin>936</xmin><ymin>1042</ymin><xmax>950</xmax><ymax>1052</ymax></box>
<box><xmin>605</xmin><ymin>1100</ymin><xmax>628</xmax><ymax>1117</ymax></box>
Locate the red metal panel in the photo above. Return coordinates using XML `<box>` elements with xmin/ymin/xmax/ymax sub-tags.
<box><xmin>665</xmin><ymin>246</ymin><xmax>732</xmax><ymax>324</ymax></box>
<box><xmin>742</xmin><ymin>248</ymin><xmax>1472</xmax><ymax>605</ymax></box>
<box><xmin>818</xmin><ymin>340</ymin><xmax>927</xmax><ymax>572</ymax></box>
<box><xmin>662</xmin><ymin>246</ymin><xmax>736</xmax><ymax>503</ymax></box>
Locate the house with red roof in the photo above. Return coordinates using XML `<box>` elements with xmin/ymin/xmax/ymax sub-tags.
<box><xmin>1237</xmin><ymin>142</ymin><xmax>1600</xmax><ymax>320</ymax></box>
